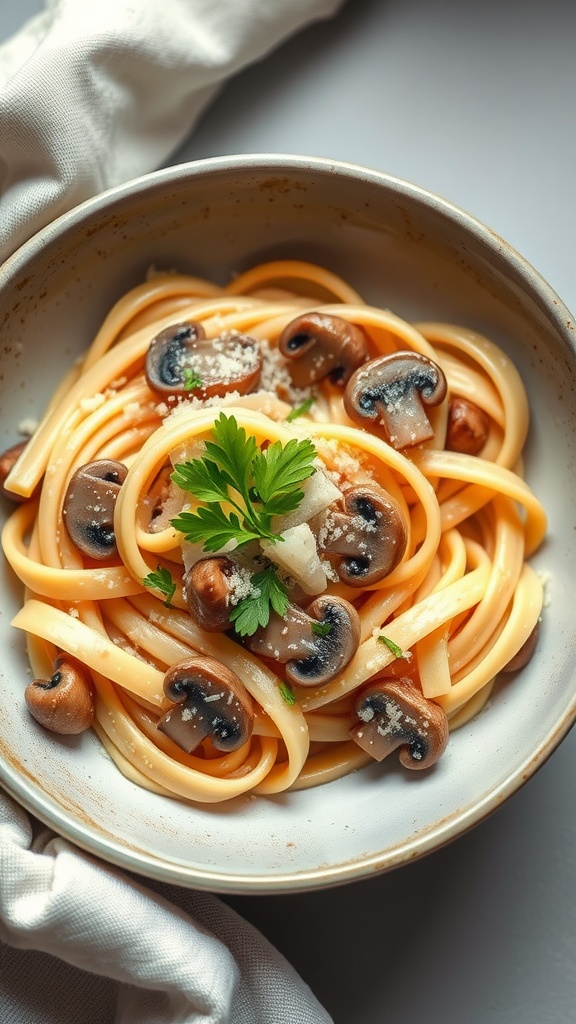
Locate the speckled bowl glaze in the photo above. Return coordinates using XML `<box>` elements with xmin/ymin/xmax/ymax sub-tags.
<box><xmin>1</xmin><ymin>155</ymin><xmax>574</xmax><ymax>893</ymax></box>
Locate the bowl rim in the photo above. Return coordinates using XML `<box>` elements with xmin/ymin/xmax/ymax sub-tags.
<box><xmin>1</xmin><ymin>153</ymin><xmax>575</xmax><ymax>893</ymax></box>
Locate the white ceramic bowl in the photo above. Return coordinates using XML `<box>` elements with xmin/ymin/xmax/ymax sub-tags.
<box><xmin>1</xmin><ymin>155</ymin><xmax>574</xmax><ymax>893</ymax></box>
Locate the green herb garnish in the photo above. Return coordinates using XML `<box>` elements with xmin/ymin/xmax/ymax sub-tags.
<box><xmin>182</xmin><ymin>367</ymin><xmax>203</xmax><ymax>391</ymax></box>
<box><xmin>311</xmin><ymin>620</ymin><xmax>332</xmax><ymax>637</ymax></box>
<box><xmin>286</xmin><ymin>396</ymin><xmax>315</xmax><ymax>422</ymax></box>
<box><xmin>279</xmin><ymin>681</ymin><xmax>297</xmax><ymax>706</ymax></box>
<box><xmin>228</xmin><ymin>567</ymin><xmax>290</xmax><ymax>637</ymax></box>
<box><xmin>171</xmin><ymin>412</ymin><xmax>317</xmax><ymax>636</ymax></box>
<box><xmin>142</xmin><ymin>565</ymin><xmax>176</xmax><ymax>607</ymax></box>
<box><xmin>377</xmin><ymin>635</ymin><xmax>407</xmax><ymax>659</ymax></box>
<box><xmin>171</xmin><ymin>412</ymin><xmax>317</xmax><ymax>551</ymax></box>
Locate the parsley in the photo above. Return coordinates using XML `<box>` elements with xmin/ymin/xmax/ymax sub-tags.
<box><xmin>377</xmin><ymin>635</ymin><xmax>408</xmax><ymax>659</ymax></box>
<box><xmin>228</xmin><ymin>567</ymin><xmax>290</xmax><ymax>637</ymax></box>
<box><xmin>182</xmin><ymin>367</ymin><xmax>203</xmax><ymax>391</ymax></box>
<box><xmin>279</xmin><ymin>681</ymin><xmax>297</xmax><ymax>706</ymax></box>
<box><xmin>171</xmin><ymin>413</ymin><xmax>317</xmax><ymax>551</ymax></box>
<box><xmin>286</xmin><ymin>396</ymin><xmax>315</xmax><ymax>422</ymax></box>
<box><xmin>311</xmin><ymin>620</ymin><xmax>332</xmax><ymax>637</ymax></box>
<box><xmin>142</xmin><ymin>565</ymin><xmax>176</xmax><ymax>607</ymax></box>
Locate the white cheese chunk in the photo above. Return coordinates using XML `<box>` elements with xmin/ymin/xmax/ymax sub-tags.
<box><xmin>261</xmin><ymin>523</ymin><xmax>327</xmax><ymax>595</ymax></box>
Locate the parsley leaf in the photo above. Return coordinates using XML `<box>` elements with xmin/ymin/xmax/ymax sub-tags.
<box><xmin>171</xmin><ymin>505</ymin><xmax>262</xmax><ymax>551</ymax></box>
<box><xmin>170</xmin><ymin>412</ymin><xmax>317</xmax><ymax>548</ymax></box>
<box><xmin>377</xmin><ymin>635</ymin><xmax>408</xmax><ymax>659</ymax></box>
<box><xmin>228</xmin><ymin>567</ymin><xmax>290</xmax><ymax>637</ymax></box>
<box><xmin>252</xmin><ymin>436</ymin><xmax>316</xmax><ymax>505</ymax></box>
<box><xmin>182</xmin><ymin>367</ymin><xmax>203</xmax><ymax>391</ymax></box>
<box><xmin>311</xmin><ymin>620</ymin><xmax>332</xmax><ymax>637</ymax></box>
<box><xmin>142</xmin><ymin>565</ymin><xmax>176</xmax><ymax>606</ymax></box>
<box><xmin>286</xmin><ymin>396</ymin><xmax>315</xmax><ymax>422</ymax></box>
<box><xmin>279</xmin><ymin>681</ymin><xmax>297</xmax><ymax>706</ymax></box>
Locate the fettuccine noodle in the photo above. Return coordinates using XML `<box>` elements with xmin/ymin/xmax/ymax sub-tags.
<box><xmin>1</xmin><ymin>260</ymin><xmax>546</xmax><ymax>803</ymax></box>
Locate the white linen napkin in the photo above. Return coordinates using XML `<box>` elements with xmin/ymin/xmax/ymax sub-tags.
<box><xmin>0</xmin><ymin>0</ymin><xmax>344</xmax><ymax>263</ymax></box>
<box><xmin>0</xmin><ymin>1</ymin><xmax>345</xmax><ymax>1020</ymax></box>
<box><xmin>0</xmin><ymin>792</ymin><xmax>333</xmax><ymax>1023</ymax></box>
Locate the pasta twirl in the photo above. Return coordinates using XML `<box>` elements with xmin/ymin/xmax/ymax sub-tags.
<box><xmin>1</xmin><ymin>260</ymin><xmax>547</xmax><ymax>803</ymax></box>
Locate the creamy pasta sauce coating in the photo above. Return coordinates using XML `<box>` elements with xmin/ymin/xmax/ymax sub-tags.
<box><xmin>1</xmin><ymin>260</ymin><xmax>546</xmax><ymax>803</ymax></box>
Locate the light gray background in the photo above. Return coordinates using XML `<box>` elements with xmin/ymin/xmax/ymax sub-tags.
<box><xmin>2</xmin><ymin>1</ymin><xmax>576</xmax><ymax>1022</ymax></box>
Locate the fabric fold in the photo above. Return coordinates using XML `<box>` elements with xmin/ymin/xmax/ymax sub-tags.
<box><xmin>0</xmin><ymin>791</ymin><xmax>333</xmax><ymax>1023</ymax></box>
<box><xmin>0</xmin><ymin>0</ymin><xmax>345</xmax><ymax>262</ymax></box>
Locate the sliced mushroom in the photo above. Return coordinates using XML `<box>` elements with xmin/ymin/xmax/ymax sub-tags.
<box><xmin>184</xmin><ymin>556</ymin><xmax>235</xmax><ymax>632</ymax></box>
<box><xmin>157</xmin><ymin>656</ymin><xmax>254</xmax><ymax>753</ymax></box>
<box><xmin>246</xmin><ymin>595</ymin><xmax>360</xmax><ymax>687</ymax></box>
<box><xmin>278</xmin><ymin>312</ymin><xmax>368</xmax><ymax>388</ymax></box>
<box><xmin>350</xmin><ymin>677</ymin><xmax>448</xmax><ymax>769</ymax></box>
<box><xmin>446</xmin><ymin>396</ymin><xmax>489</xmax><ymax>455</ymax></box>
<box><xmin>317</xmin><ymin>485</ymin><xmax>407</xmax><ymax>586</ymax></box>
<box><xmin>344</xmin><ymin>351</ymin><xmax>447</xmax><ymax>449</ymax></box>
<box><xmin>62</xmin><ymin>459</ymin><xmax>127</xmax><ymax>560</ymax></box>
<box><xmin>24</xmin><ymin>655</ymin><xmax>95</xmax><ymax>735</ymax></box>
<box><xmin>501</xmin><ymin>620</ymin><xmax>540</xmax><ymax>673</ymax></box>
<box><xmin>0</xmin><ymin>440</ymin><xmax>29</xmax><ymax>501</ymax></box>
<box><xmin>145</xmin><ymin>320</ymin><xmax>262</xmax><ymax>399</ymax></box>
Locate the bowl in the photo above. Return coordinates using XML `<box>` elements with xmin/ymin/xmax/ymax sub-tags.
<box><xmin>0</xmin><ymin>154</ymin><xmax>574</xmax><ymax>893</ymax></box>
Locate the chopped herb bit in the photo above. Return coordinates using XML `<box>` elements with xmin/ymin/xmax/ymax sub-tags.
<box><xmin>142</xmin><ymin>565</ymin><xmax>176</xmax><ymax>606</ymax></box>
<box><xmin>377</xmin><ymin>635</ymin><xmax>407</xmax><ymax>659</ymax></box>
<box><xmin>228</xmin><ymin>566</ymin><xmax>290</xmax><ymax>638</ymax></box>
<box><xmin>279</xmin><ymin>681</ymin><xmax>297</xmax><ymax>706</ymax></box>
<box><xmin>311</xmin><ymin>620</ymin><xmax>332</xmax><ymax>637</ymax></box>
<box><xmin>171</xmin><ymin>412</ymin><xmax>317</xmax><ymax>549</ymax></box>
<box><xmin>182</xmin><ymin>367</ymin><xmax>203</xmax><ymax>391</ymax></box>
<box><xmin>286</xmin><ymin>396</ymin><xmax>315</xmax><ymax>422</ymax></box>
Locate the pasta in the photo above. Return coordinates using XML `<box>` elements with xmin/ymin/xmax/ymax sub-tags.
<box><xmin>1</xmin><ymin>260</ymin><xmax>547</xmax><ymax>803</ymax></box>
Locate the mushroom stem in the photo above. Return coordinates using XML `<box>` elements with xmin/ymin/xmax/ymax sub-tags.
<box><xmin>317</xmin><ymin>485</ymin><xmax>408</xmax><ymax>586</ymax></box>
<box><xmin>278</xmin><ymin>312</ymin><xmax>368</xmax><ymax>388</ymax></box>
<box><xmin>157</xmin><ymin>656</ymin><xmax>254</xmax><ymax>753</ymax></box>
<box><xmin>344</xmin><ymin>351</ymin><xmax>447</xmax><ymax>449</ymax></box>
<box><xmin>246</xmin><ymin>595</ymin><xmax>361</xmax><ymax>687</ymax></box>
<box><xmin>350</xmin><ymin>677</ymin><xmax>448</xmax><ymax>769</ymax></box>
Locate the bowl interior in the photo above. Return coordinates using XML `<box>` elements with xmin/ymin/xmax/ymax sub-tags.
<box><xmin>1</xmin><ymin>156</ymin><xmax>575</xmax><ymax>892</ymax></box>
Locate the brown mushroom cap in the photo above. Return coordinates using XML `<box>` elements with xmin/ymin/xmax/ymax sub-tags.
<box><xmin>24</xmin><ymin>655</ymin><xmax>95</xmax><ymax>735</ymax></box>
<box><xmin>246</xmin><ymin>595</ymin><xmax>360</xmax><ymax>687</ymax></box>
<box><xmin>278</xmin><ymin>312</ymin><xmax>369</xmax><ymax>388</ymax></box>
<box><xmin>145</xmin><ymin>320</ymin><xmax>263</xmax><ymax>399</ymax></box>
<box><xmin>350</xmin><ymin>677</ymin><xmax>448</xmax><ymax>769</ymax></box>
<box><xmin>184</xmin><ymin>556</ymin><xmax>235</xmax><ymax>632</ymax></box>
<box><xmin>344</xmin><ymin>351</ymin><xmax>447</xmax><ymax>449</ymax></box>
<box><xmin>62</xmin><ymin>459</ymin><xmax>127</xmax><ymax>560</ymax></box>
<box><xmin>317</xmin><ymin>484</ymin><xmax>408</xmax><ymax>586</ymax></box>
<box><xmin>0</xmin><ymin>441</ymin><xmax>29</xmax><ymax>502</ymax></box>
<box><xmin>446</xmin><ymin>396</ymin><xmax>489</xmax><ymax>455</ymax></box>
<box><xmin>157</xmin><ymin>656</ymin><xmax>254</xmax><ymax>753</ymax></box>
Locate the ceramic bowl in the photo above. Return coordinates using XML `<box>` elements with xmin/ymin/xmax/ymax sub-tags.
<box><xmin>0</xmin><ymin>155</ymin><xmax>574</xmax><ymax>893</ymax></box>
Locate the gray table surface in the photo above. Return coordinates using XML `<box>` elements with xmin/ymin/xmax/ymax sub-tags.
<box><xmin>2</xmin><ymin>1</ymin><xmax>576</xmax><ymax>1022</ymax></box>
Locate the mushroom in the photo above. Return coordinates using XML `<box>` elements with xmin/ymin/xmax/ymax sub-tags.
<box><xmin>24</xmin><ymin>655</ymin><xmax>95</xmax><ymax>735</ymax></box>
<box><xmin>344</xmin><ymin>351</ymin><xmax>447</xmax><ymax>449</ymax></box>
<box><xmin>317</xmin><ymin>485</ymin><xmax>407</xmax><ymax>587</ymax></box>
<box><xmin>501</xmin><ymin>620</ymin><xmax>540</xmax><ymax>673</ymax></box>
<box><xmin>145</xmin><ymin>320</ymin><xmax>263</xmax><ymax>399</ymax></box>
<box><xmin>184</xmin><ymin>556</ymin><xmax>235</xmax><ymax>632</ymax></box>
<box><xmin>350</xmin><ymin>677</ymin><xmax>448</xmax><ymax>769</ymax></box>
<box><xmin>446</xmin><ymin>396</ymin><xmax>489</xmax><ymax>455</ymax></box>
<box><xmin>278</xmin><ymin>312</ymin><xmax>368</xmax><ymax>388</ymax></box>
<box><xmin>157</xmin><ymin>656</ymin><xmax>254</xmax><ymax>753</ymax></box>
<box><xmin>246</xmin><ymin>595</ymin><xmax>360</xmax><ymax>687</ymax></box>
<box><xmin>0</xmin><ymin>440</ymin><xmax>29</xmax><ymax>501</ymax></box>
<box><xmin>62</xmin><ymin>459</ymin><xmax>127</xmax><ymax>560</ymax></box>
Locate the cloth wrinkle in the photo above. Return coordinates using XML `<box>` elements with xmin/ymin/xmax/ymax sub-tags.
<box><xmin>0</xmin><ymin>1</ymin><xmax>343</xmax><ymax>1021</ymax></box>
